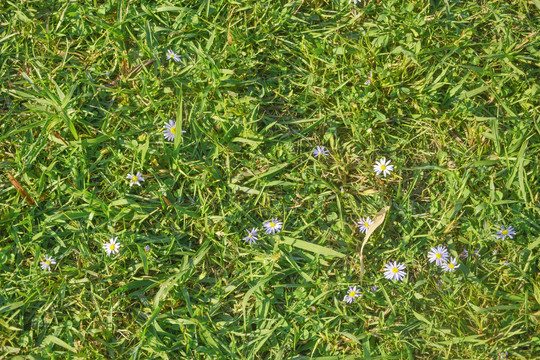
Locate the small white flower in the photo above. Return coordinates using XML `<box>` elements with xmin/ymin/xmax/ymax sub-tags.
<box><xmin>312</xmin><ymin>146</ymin><xmax>329</xmax><ymax>158</ymax></box>
<box><xmin>364</xmin><ymin>70</ymin><xmax>372</xmax><ymax>85</ymax></box>
<box><xmin>357</xmin><ymin>217</ymin><xmax>374</xmax><ymax>234</ymax></box>
<box><xmin>343</xmin><ymin>286</ymin><xmax>361</xmax><ymax>303</ymax></box>
<box><xmin>367</xmin><ymin>128</ymin><xmax>372</xmax><ymax>133</ymax></box>
<box><xmin>243</xmin><ymin>228</ymin><xmax>259</xmax><ymax>245</ymax></box>
<box><xmin>427</xmin><ymin>245</ymin><xmax>449</xmax><ymax>266</ymax></box>
<box><xmin>383</xmin><ymin>261</ymin><xmax>406</xmax><ymax>281</ymax></box>
<box><xmin>263</xmin><ymin>218</ymin><xmax>283</xmax><ymax>234</ymax></box>
<box><xmin>103</xmin><ymin>237</ymin><xmax>121</xmax><ymax>257</ymax></box>
<box><xmin>163</xmin><ymin>120</ymin><xmax>186</xmax><ymax>142</ymax></box>
<box><xmin>349</xmin><ymin>0</ymin><xmax>361</xmax><ymax>4</ymax></box>
<box><xmin>40</xmin><ymin>255</ymin><xmax>56</xmax><ymax>271</ymax></box>
<box><xmin>496</xmin><ymin>225</ymin><xmax>516</xmax><ymax>240</ymax></box>
<box><xmin>373</xmin><ymin>157</ymin><xmax>394</xmax><ymax>177</ymax></box>
<box><xmin>127</xmin><ymin>171</ymin><xmax>145</xmax><ymax>187</ymax></box>
<box><xmin>166</xmin><ymin>49</ymin><xmax>181</xmax><ymax>62</ymax></box>
<box><xmin>441</xmin><ymin>257</ymin><xmax>460</xmax><ymax>272</ymax></box>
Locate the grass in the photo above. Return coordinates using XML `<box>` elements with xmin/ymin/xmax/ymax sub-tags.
<box><xmin>1</xmin><ymin>0</ymin><xmax>539</xmax><ymax>358</ymax></box>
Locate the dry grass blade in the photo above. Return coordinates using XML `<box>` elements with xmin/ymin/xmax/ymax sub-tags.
<box><xmin>102</xmin><ymin>58</ymin><xmax>156</xmax><ymax>88</ymax></box>
<box><xmin>6</xmin><ymin>170</ymin><xmax>35</xmax><ymax>205</ymax></box>
<box><xmin>162</xmin><ymin>194</ymin><xmax>172</xmax><ymax>208</ymax></box>
<box><xmin>360</xmin><ymin>205</ymin><xmax>389</xmax><ymax>280</ymax></box>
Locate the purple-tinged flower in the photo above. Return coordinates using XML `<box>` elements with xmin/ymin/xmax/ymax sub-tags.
<box><xmin>496</xmin><ymin>226</ymin><xmax>516</xmax><ymax>240</ymax></box>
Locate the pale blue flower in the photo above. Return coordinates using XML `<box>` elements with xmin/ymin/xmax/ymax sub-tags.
<box><xmin>357</xmin><ymin>217</ymin><xmax>373</xmax><ymax>234</ymax></box>
<box><xmin>442</xmin><ymin>257</ymin><xmax>460</xmax><ymax>272</ymax></box>
<box><xmin>243</xmin><ymin>228</ymin><xmax>259</xmax><ymax>245</ymax></box>
<box><xmin>343</xmin><ymin>286</ymin><xmax>361</xmax><ymax>303</ymax></box>
<box><xmin>383</xmin><ymin>261</ymin><xmax>406</xmax><ymax>281</ymax></box>
<box><xmin>496</xmin><ymin>225</ymin><xmax>516</xmax><ymax>240</ymax></box>
<box><xmin>40</xmin><ymin>255</ymin><xmax>56</xmax><ymax>271</ymax></box>
<box><xmin>263</xmin><ymin>219</ymin><xmax>282</xmax><ymax>234</ymax></box>
<box><xmin>312</xmin><ymin>146</ymin><xmax>329</xmax><ymax>157</ymax></box>
<box><xmin>166</xmin><ymin>49</ymin><xmax>181</xmax><ymax>62</ymax></box>
<box><xmin>127</xmin><ymin>172</ymin><xmax>145</xmax><ymax>187</ymax></box>
<box><xmin>428</xmin><ymin>245</ymin><xmax>449</xmax><ymax>266</ymax></box>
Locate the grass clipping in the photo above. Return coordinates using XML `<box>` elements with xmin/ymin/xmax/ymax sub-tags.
<box><xmin>360</xmin><ymin>206</ymin><xmax>389</xmax><ymax>280</ymax></box>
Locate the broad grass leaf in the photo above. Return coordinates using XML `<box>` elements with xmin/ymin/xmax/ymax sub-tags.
<box><xmin>43</xmin><ymin>335</ymin><xmax>76</xmax><ymax>353</ymax></box>
<box><xmin>281</xmin><ymin>236</ymin><xmax>344</xmax><ymax>258</ymax></box>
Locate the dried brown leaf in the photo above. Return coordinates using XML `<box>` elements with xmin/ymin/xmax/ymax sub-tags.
<box><xmin>360</xmin><ymin>205</ymin><xmax>389</xmax><ymax>280</ymax></box>
<box><xmin>7</xmin><ymin>170</ymin><xmax>35</xmax><ymax>205</ymax></box>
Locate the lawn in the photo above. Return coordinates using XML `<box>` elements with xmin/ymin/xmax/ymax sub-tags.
<box><xmin>0</xmin><ymin>0</ymin><xmax>539</xmax><ymax>359</ymax></box>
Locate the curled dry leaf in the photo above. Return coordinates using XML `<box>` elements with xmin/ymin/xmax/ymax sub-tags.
<box><xmin>360</xmin><ymin>205</ymin><xmax>389</xmax><ymax>280</ymax></box>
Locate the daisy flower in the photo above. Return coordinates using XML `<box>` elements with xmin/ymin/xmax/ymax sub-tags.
<box><xmin>343</xmin><ymin>286</ymin><xmax>361</xmax><ymax>303</ymax></box>
<box><xmin>441</xmin><ymin>257</ymin><xmax>460</xmax><ymax>272</ymax></box>
<box><xmin>163</xmin><ymin>120</ymin><xmax>177</xmax><ymax>141</ymax></box>
<box><xmin>127</xmin><ymin>171</ymin><xmax>145</xmax><ymax>187</ymax></box>
<box><xmin>263</xmin><ymin>218</ymin><xmax>283</xmax><ymax>234</ymax></box>
<box><xmin>103</xmin><ymin>237</ymin><xmax>121</xmax><ymax>257</ymax></box>
<box><xmin>243</xmin><ymin>228</ymin><xmax>259</xmax><ymax>245</ymax></box>
<box><xmin>166</xmin><ymin>49</ymin><xmax>181</xmax><ymax>62</ymax></box>
<box><xmin>371</xmin><ymin>285</ymin><xmax>378</xmax><ymax>292</ymax></box>
<box><xmin>349</xmin><ymin>0</ymin><xmax>361</xmax><ymax>4</ymax></box>
<box><xmin>357</xmin><ymin>217</ymin><xmax>374</xmax><ymax>234</ymax></box>
<box><xmin>40</xmin><ymin>255</ymin><xmax>56</xmax><ymax>271</ymax></box>
<box><xmin>499</xmin><ymin>351</ymin><xmax>508</xmax><ymax>359</ymax></box>
<box><xmin>383</xmin><ymin>261</ymin><xmax>406</xmax><ymax>281</ymax></box>
<box><xmin>460</xmin><ymin>249</ymin><xmax>469</xmax><ymax>259</ymax></box>
<box><xmin>373</xmin><ymin>157</ymin><xmax>394</xmax><ymax>177</ymax></box>
<box><xmin>427</xmin><ymin>245</ymin><xmax>449</xmax><ymax>266</ymax></box>
<box><xmin>312</xmin><ymin>146</ymin><xmax>329</xmax><ymax>157</ymax></box>
<box><xmin>496</xmin><ymin>225</ymin><xmax>516</xmax><ymax>240</ymax></box>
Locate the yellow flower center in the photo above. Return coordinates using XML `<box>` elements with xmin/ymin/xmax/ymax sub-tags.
<box><xmin>392</xmin><ymin>267</ymin><xmax>399</xmax><ymax>273</ymax></box>
<box><xmin>270</xmin><ymin>222</ymin><xmax>275</xmax><ymax>227</ymax></box>
<box><xmin>436</xmin><ymin>253</ymin><xmax>441</xmax><ymax>259</ymax></box>
<box><xmin>132</xmin><ymin>175</ymin><xmax>138</xmax><ymax>183</ymax></box>
<box><xmin>349</xmin><ymin>291</ymin><xmax>356</xmax><ymax>297</ymax></box>
<box><xmin>448</xmin><ymin>263</ymin><xmax>454</xmax><ymax>269</ymax></box>
<box><xmin>170</xmin><ymin>126</ymin><xmax>176</xmax><ymax>135</ymax></box>
<box><xmin>110</xmin><ymin>244</ymin><xmax>116</xmax><ymax>250</ymax></box>
<box><xmin>46</xmin><ymin>260</ymin><xmax>50</xmax><ymax>265</ymax></box>
<box><xmin>380</xmin><ymin>165</ymin><xmax>386</xmax><ymax>170</ymax></box>
<box><xmin>502</xmin><ymin>230</ymin><xmax>508</xmax><ymax>235</ymax></box>
<box><xmin>364</xmin><ymin>222</ymin><xmax>370</xmax><ymax>228</ymax></box>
